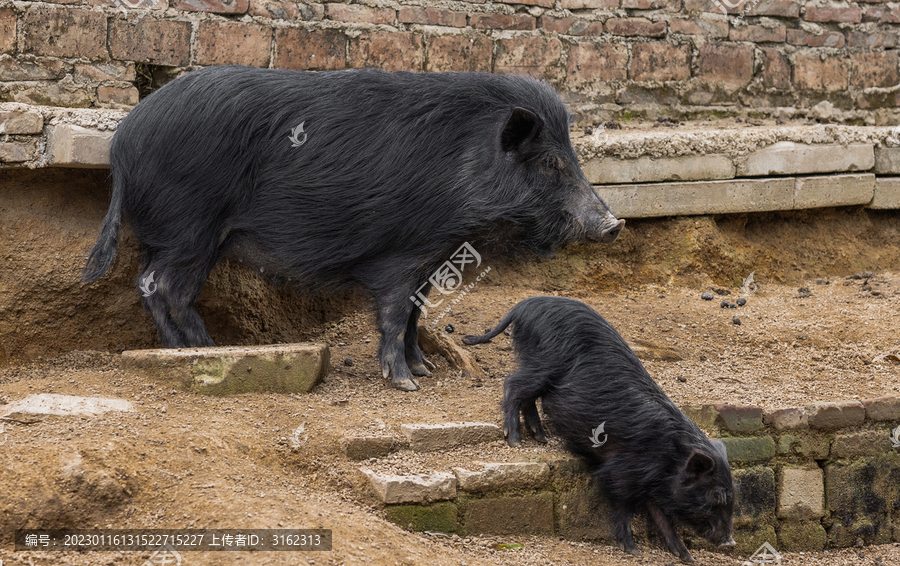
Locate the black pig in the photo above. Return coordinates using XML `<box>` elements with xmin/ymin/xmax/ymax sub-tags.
<box><xmin>81</xmin><ymin>66</ymin><xmax>623</xmax><ymax>391</ymax></box>
<box><xmin>463</xmin><ymin>296</ymin><xmax>735</xmax><ymax>561</ymax></box>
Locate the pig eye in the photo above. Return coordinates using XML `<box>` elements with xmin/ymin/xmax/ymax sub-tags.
<box><xmin>543</xmin><ymin>155</ymin><xmax>565</xmax><ymax>172</ymax></box>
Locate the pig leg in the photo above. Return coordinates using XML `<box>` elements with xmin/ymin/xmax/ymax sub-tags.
<box><xmin>138</xmin><ymin>262</ymin><xmax>188</xmax><ymax>348</ymax></box>
<box><xmin>521</xmin><ymin>400</ymin><xmax>547</xmax><ymax>443</ymax></box>
<box><xmin>374</xmin><ymin>289</ymin><xmax>421</xmax><ymax>392</ymax></box>
<box><xmin>647</xmin><ymin>501</ymin><xmax>694</xmax><ymax>562</ymax></box>
<box><xmin>502</xmin><ymin>369</ymin><xmax>547</xmax><ymax>446</ymax></box>
<box><xmin>610</xmin><ymin>505</ymin><xmax>642</xmax><ymax>557</ymax></box>
<box><xmin>403</xmin><ymin>283</ymin><xmax>435</xmax><ymax>376</ymax></box>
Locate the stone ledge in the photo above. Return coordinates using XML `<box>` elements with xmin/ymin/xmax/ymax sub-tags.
<box><xmin>400</xmin><ymin>422</ymin><xmax>502</xmax><ymax>452</ymax></box>
<box><xmin>1</xmin><ymin>393</ymin><xmax>133</xmax><ymax>418</ymax></box>
<box><xmin>453</xmin><ymin>462</ymin><xmax>550</xmax><ymax>492</ymax></box>
<box><xmin>361</xmin><ymin>468</ymin><xmax>457</xmax><ymax>504</ymax></box>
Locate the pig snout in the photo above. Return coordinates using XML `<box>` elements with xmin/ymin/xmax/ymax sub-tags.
<box><xmin>574</xmin><ymin>207</ymin><xmax>624</xmax><ymax>243</ymax></box>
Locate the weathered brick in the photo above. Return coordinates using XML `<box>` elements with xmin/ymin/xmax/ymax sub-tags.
<box><xmin>831</xmin><ymin>430</ymin><xmax>893</xmax><ymax>458</ymax></box>
<box><xmin>196</xmin><ymin>21</ymin><xmax>271</xmax><ymax>67</ymax></box>
<box><xmin>0</xmin><ymin>9</ymin><xmax>14</xmax><ymax>54</ymax></box>
<box><xmin>807</xmin><ymin>31</ymin><xmax>846</xmax><ymax>48</ymax></box>
<box><xmin>326</xmin><ymin>3</ymin><xmax>394</xmax><ymax>25</ymax></box>
<box><xmin>0</xmin><ymin>140</ymin><xmax>38</xmax><ymax>163</ymax></box>
<box><xmin>761</xmin><ymin>48</ymin><xmax>791</xmax><ymax>90</ymax></box>
<box><xmin>505</xmin><ymin>0</ymin><xmax>554</xmax><ymax>8</ymax></box>
<box><xmin>385</xmin><ymin>502</ymin><xmax>459</xmax><ymax>533</ymax></box>
<box><xmin>46</xmin><ymin>124</ymin><xmax>112</xmax><ymax>166</ymax></box>
<box><xmin>22</xmin><ymin>7</ymin><xmax>106</xmax><ymax>58</ymax></box>
<box><xmin>729</xmin><ymin>24</ymin><xmax>785</xmax><ymax>43</ymax></box>
<box><xmin>248</xmin><ymin>0</ymin><xmax>306</xmax><ymax>19</ymax></box>
<box><xmin>630</xmin><ymin>42</ymin><xmax>691</xmax><ymax>81</ymax></box>
<box><xmin>804</xmin><ymin>5</ymin><xmax>861</xmax><ymax>22</ymax></box>
<box><xmin>778</xmin><ymin>467</ymin><xmax>824</xmax><ymax>520</ymax></box>
<box><xmin>557</xmin><ymin>488</ymin><xmax>614</xmax><ymax>541</ymax></box>
<box><xmin>622</xmin><ymin>0</ymin><xmax>677</xmax><ymax>8</ymax></box>
<box><xmin>848</xmin><ymin>31</ymin><xmax>896</xmax><ymax>48</ymax></box>
<box><xmin>0</xmin><ymin>56</ymin><xmax>66</xmax><ymax>81</ymax></box>
<box><xmin>793</xmin><ymin>53</ymin><xmax>849</xmax><ymax>91</ymax></box>
<box><xmin>453</xmin><ymin>462</ymin><xmax>550</xmax><ymax>492</ymax></box>
<box><xmin>495</xmin><ymin>36</ymin><xmax>563</xmax><ymax>80</ymax></box>
<box><xmin>470</xmin><ymin>13</ymin><xmax>535</xmax><ymax>30</ymax></box>
<box><xmin>862</xmin><ymin>4</ymin><xmax>885</xmax><ymax>21</ymax></box>
<box><xmin>9</xmin><ymin>82</ymin><xmax>93</xmax><ymax>107</ymax></box>
<box><xmin>779</xmin><ymin>521</ymin><xmax>827</xmax><ymax>551</ymax></box>
<box><xmin>109</xmin><ymin>18</ymin><xmax>192</xmax><ymax>67</ymax></box>
<box><xmin>425</xmin><ymin>35</ymin><xmax>492</xmax><ymax>73</ymax></box>
<box><xmin>764</xmin><ymin>407</ymin><xmax>807</xmax><ymax>430</ymax></box>
<box><xmin>777</xmin><ymin>434</ymin><xmax>830</xmax><ymax>459</ymax></box>
<box><xmin>716</xmin><ymin>405</ymin><xmax>764</xmax><ymax>432</ymax></box>
<box><xmin>605</xmin><ymin>17</ymin><xmax>666</xmax><ymax>37</ymax></box>
<box><xmin>745</xmin><ymin>0</ymin><xmax>799</xmax><ymax>17</ymax></box>
<box><xmin>342</xmin><ymin>435</ymin><xmax>397</xmax><ymax>460</ymax></box>
<box><xmin>682</xmin><ymin>404</ymin><xmax>719</xmax><ymax>430</ymax></box>
<box><xmin>850</xmin><ymin>51</ymin><xmax>900</xmax><ymax>89</ymax></box>
<box><xmin>74</xmin><ymin>62</ymin><xmax>136</xmax><ymax>82</ymax></box>
<box><xmin>685</xmin><ymin>0</ymin><xmax>739</xmax><ymax>13</ymax></box>
<box><xmin>98</xmin><ymin>84</ymin><xmax>139</xmax><ymax>106</ymax></box>
<box><xmin>864</xmin><ymin>396</ymin><xmax>900</xmax><ymax>421</ymax></box>
<box><xmin>349</xmin><ymin>32</ymin><xmax>424</xmax><ymax>72</ymax></box>
<box><xmin>786</xmin><ymin>29</ymin><xmax>808</xmax><ymax>45</ymax></box>
<box><xmin>697</xmin><ymin>42</ymin><xmax>754</xmax><ymax>88</ymax></box>
<box><xmin>173</xmin><ymin>0</ymin><xmax>249</xmax><ymax>13</ymax></box>
<box><xmin>670</xmin><ymin>18</ymin><xmax>729</xmax><ymax>38</ymax></box>
<box><xmin>91</xmin><ymin>0</ymin><xmax>165</xmax><ymax>8</ymax></box>
<box><xmin>807</xmin><ymin>400</ymin><xmax>866</xmax><ymax>430</ymax></box>
<box><xmin>560</xmin><ymin>0</ymin><xmax>618</xmax><ymax>7</ymax></box>
<box><xmin>361</xmin><ymin>468</ymin><xmax>456</xmax><ymax>504</ymax></box>
<box><xmin>398</xmin><ymin>7</ymin><xmax>467</xmax><ymax>27</ymax></box>
<box><xmin>401</xmin><ymin>422</ymin><xmax>501</xmax><ymax>452</ymax></box>
<box><xmin>0</xmin><ymin>111</ymin><xmax>42</xmax><ymax>134</ymax></box>
<box><xmin>464</xmin><ymin>493</ymin><xmax>554</xmax><ymax>536</ymax></box>
<box><xmin>274</xmin><ymin>28</ymin><xmax>346</xmax><ymax>70</ymax></box>
<box><xmin>825</xmin><ymin>455</ymin><xmax>900</xmax><ymax>545</ymax></box>
<box><xmin>871</xmin><ymin>178</ymin><xmax>900</xmax><ymax>209</ymax></box>
<box><xmin>539</xmin><ymin>16</ymin><xmax>604</xmax><ymax>36</ymax></box>
<box><xmin>567</xmin><ymin>43</ymin><xmax>627</xmax><ymax>85</ymax></box>
<box><xmin>733</xmin><ymin>467</ymin><xmax>776</xmax><ymax>528</ymax></box>
<box><xmin>721</xmin><ymin>436</ymin><xmax>776</xmax><ymax>463</ymax></box>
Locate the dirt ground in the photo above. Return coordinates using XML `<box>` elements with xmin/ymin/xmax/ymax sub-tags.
<box><xmin>2</xmin><ymin>264</ymin><xmax>900</xmax><ymax>566</ymax></box>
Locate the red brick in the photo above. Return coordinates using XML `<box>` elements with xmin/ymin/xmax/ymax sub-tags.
<box><xmin>793</xmin><ymin>52</ymin><xmax>849</xmax><ymax>91</ymax></box>
<box><xmin>850</xmin><ymin>51</ymin><xmax>899</xmax><ymax>88</ymax></box>
<box><xmin>0</xmin><ymin>57</ymin><xmax>66</xmax><ymax>81</ymax></box>
<box><xmin>848</xmin><ymin>30</ymin><xmax>897</xmax><ymax>48</ymax></box>
<box><xmin>729</xmin><ymin>24</ymin><xmax>785</xmax><ymax>42</ymax></box>
<box><xmin>786</xmin><ymin>29</ymin><xmax>807</xmax><ymax>45</ymax></box>
<box><xmin>630</xmin><ymin>42</ymin><xmax>690</xmax><ymax>81</ymax></box>
<box><xmin>622</xmin><ymin>0</ymin><xmax>677</xmax><ymax>8</ymax></box>
<box><xmin>196</xmin><ymin>20</ymin><xmax>272</xmax><ymax>67</ymax></box>
<box><xmin>22</xmin><ymin>7</ymin><xmax>106</xmax><ymax>58</ymax></box>
<box><xmin>495</xmin><ymin>35</ymin><xmax>563</xmax><ymax>80</ymax></box>
<box><xmin>567</xmin><ymin>42</ymin><xmax>627</xmax><ymax>84</ymax></box>
<box><xmin>249</xmin><ymin>0</ymin><xmax>322</xmax><ymax>19</ymax></box>
<box><xmin>539</xmin><ymin>16</ymin><xmax>603</xmax><ymax>35</ymax></box>
<box><xmin>0</xmin><ymin>9</ymin><xmax>14</xmax><ymax>54</ymax></box>
<box><xmin>880</xmin><ymin>6</ymin><xmax>900</xmax><ymax>22</ymax></box>
<box><xmin>670</xmin><ymin>18</ymin><xmax>729</xmax><ymax>37</ymax></box>
<box><xmin>399</xmin><ymin>7</ymin><xmax>467</xmax><ymax>27</ymax></box>
<box><xmin>470</xmin><ymin>13</ymin><xmax>535</xmax><ymax>30</ymax></box>
<box><xmin>325</xmin><ymin>3</ymin><xmax>394</xmax><ymax>25</ymax></box>
<box><xmin>560</xmin><ymin>0</ymin><xmax>618</xmax><ymax>7</ymax></box>
<box><xmin>804</xmin><ymin>6</ymin><xmax>861</xmax><ymax>22</ymax></box>
<box><xmin>745</xmin><ymin>0</ymin><xmax>799</xmax><ymax>17</ymax></box>
<box><xmin>859</xmin><ymin>0</ymin><xmax>892</xmax><ymax>3</ymax></box>
<box><xmin>761</xmin><ymin>48</ymin><xmax>790</xmax><ymax>90</ymax></box>
<box><xmin>349</xmin><ymin>32</ymin><xmax>424</xmax><ymax>72</ymax></box>
<box><xmin>807</xmin><ymin>31</ymin><xmax>845</xmax><ymax>47</ymax></box>
<box><xmin>605</xmin><ymin>17</ymin><xmax>666</xmax><ymax>37</ymax></box>
<box><xmin>173</xmin><ymin>0</ymin><xmax>248</xmax><ymax>13</ymax></box>
<box><xmin>697</xmin><ymin>42</ymin><xmax>754</xmax><ymax>88</ymax></box>
<box><xmin>861</xmin><ymin>5</ymin><xmax>885</xmax><ymax>21</ymax></box>
<box><xmin>426</xmin><ymin>34</ymin><xmax>492</xmax><ymax>72</ymax></box>
<box><xmin>109</xmin><ymin>17</ymin><xmax>192</xmax><ymax>66</ymax></box>
<box><xmin>98</xmin><ymin>84</ymin><xmax>139</xmax><ymax>106</ymax></box>
<box><xmin>274</xmin><ymin>28</ymin><xmax>346</xmax><ymax>70</ymax></box>
<box><xmin>505</xmin><ymin>0</ymin><xmax>554</xmax><ymax>8</ymax></box>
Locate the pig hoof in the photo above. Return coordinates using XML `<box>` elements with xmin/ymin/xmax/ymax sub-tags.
<box><xmin>629</xmin><ymin>549</ymin><xmax>642</xmax><ymax>558</ymax></box>
<box><xmin>679</xmin><ymin>552</ymin><xmax>694</xmax><ymax>563</ymax></box>
<box><xmin>532</xmin><ymin>431</ymin><xmax>548</xmax><ymax>443</ymax></box>
<box><xmin>423</xmin><ymin>358</ymin><xmax>436</xmax><ymax>371</ymax></box>
<box><xmin>392</xmin><ymin>377</ymin><xmax>421</xmax><ymax>392</ymax></box>
<box><xmin>408</xmin><ymin>361</ymin><xmax>432</xmax><ymax>377</ymax></box>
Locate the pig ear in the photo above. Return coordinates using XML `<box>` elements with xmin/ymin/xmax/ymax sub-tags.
<box><xmin>501</xmin><ymin>107</ymin><xmax>541</xmax><ymax>153</ymax></box>
<box><xmin>684</xmin><ymin>449</ymin><xmax>716</xmax><ymax>482</ymax></box>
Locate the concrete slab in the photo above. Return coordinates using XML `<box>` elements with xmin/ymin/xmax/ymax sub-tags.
<box><xmin>735</xmin><ymin>142</ymin><xmax>874</xmax><ymax>176</ymax></box>
<box><xmin>121</xmin><ymin>343</ymin><xmax>330</xmax><ymax>396</ymax></box>
<box><xmin>871</xmin><ymin>178</ymin><xmax>900</xmax><ymax>209</ymax></box>
<box><xmin>1</xmin><ymin>393</ymin><xmax>132</xmax><ymax>419</ymax></box>
<box><xmin>46</xmin><ymin>124</ymin><xmax>112</xmax><ymax>167</ymax></box>
<box><xmin>793</xmin><ymin>174</ymin><xmax>875</xmax><ymax>209</ymax></box>
<box><xmin>584</xmin><ymin>154</ymin><xmax>735</xmax><ymax>184</ymax></box>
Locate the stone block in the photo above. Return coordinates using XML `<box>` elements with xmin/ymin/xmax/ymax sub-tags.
<box><xmin>864</xmin><ymin>396</ymin><xmax>900</xmax><ymax>421</ymax></box>
<box><xmin>361</xmin><ymin>469</ymin><xmax>456</xmax><ymax>504</ymax></box>
<box><xmin>871</xmin><ymin>178</ymin><xmax>900</xmax><ymax>209</ymax></box>
<box><xmin>453</xmin><ymin>462</ymin><xmax>550</xmax><ymax>492</ymax></box>
<box><xmin>342</xmin><ymin>435</ymin><xmax>398</xmax><ymax>460</ymax></box>
<box><xmin>1</xmin><ymin>393</ymin><xmax>132</xmax><ymax>419</ymax></box>
<box><xmin>715</xmin><ymin>404</ymin><xmax>764</xmax><ymax>432</ymax></box>
<box><xmin>733</xmin><ymin>466</ymin><xmax>776</xmax><ymax>528</ymax></box>
<box><xmin>831</xmin><ymin>430</ymin><xmax>892</xmax><ymax>459</ymax></box>
<box><xmin>463</xmin><ymin>493</ymin><xmax>554</xmax><ymax>536</ymax></box>
<box><xmin>583</xmin><ymin>154</ymin><xmax>734</xmax><ymax>185</ymax></box>
<box><xmin>46</xmin><ymin>124</ymin><xmax>113</xmax><ymax>168</ymax></box>
<box><xmin>778</xmin><ymin>521</ymin><xmax>827</xmax><ymax>551</ymax></box>
<box><xmin>807</xmin><ymin>401</ymin><xmax>866</xmax><ymax>430</ymax></box>
<box><xmin>0</xmin><ymin>140</ymin><xmax>38</xmax><ymax>163</ymax></box>
<box><xmin>764</xmin><ymin>407</ymin><xmax>808</xmax><ymax>431</ymax></box>
<box><xmin>874</xmin><ymin>147</ymin><xmax>900</xmax><ymax>173</ymax></box>
<box><xmin>121</xmin><ymin>343</ymin><xmax>330</xmax><ymax>395</ymax></box>
<box><xmin>721</xmin><ymin>436</ymin><xmax>777</xmax><ymax>463</ymax></box>
<box><xmin>402</xmin><ymin>422</ymin><xmax>502</xmax><ymax>452</ymax></box>
<box><xmin>778</xmin><ymin>467</ymin><xmax>824</xmax><ymax>520</ymax></box>
<box><xmin>736</xmin><ymin>143</ymin><xmax>874</xmax><ymax>177</ymax></box>
<box><xmin>0</xmin><ymin>110</ymin><xmax>43</xmax><ymax>134</ymax></box>
<box><xmin>825</xmin><ymin>455</ymin><xmax>900</xmax><ymax>544</ymax></box>
<box><xmin>557</xmin><ymin>488</ymin><xmax>613</xmax><ymax>541</ymax></box>
<box><xmin>384</xmin><ymin>502</ymin><xmax>459</xmax><ymax>533</ymax></box>
<box><xmin>793</xmin><ymin>174</ymin><xmax>876</xmax><ymax>209</ymax></box>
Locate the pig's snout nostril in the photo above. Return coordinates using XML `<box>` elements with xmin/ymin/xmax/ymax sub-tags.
<box><xmin>602</xmin><ymin>219</ymin><xmax>625</xmax><ymax>242</ymax></box>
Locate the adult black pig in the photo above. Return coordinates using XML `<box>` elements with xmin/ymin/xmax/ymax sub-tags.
<box><xmin>463</xmin><ymin>296</ymin><xmax>735</xmax><ymax>562</ymax></box>
<box><xmin>81</xmin><ymin>66</ymin><xmax>623</xmax><ymax>391</ymax></box>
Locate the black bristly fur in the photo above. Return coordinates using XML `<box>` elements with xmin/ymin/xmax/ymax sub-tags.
<box><xmin>463</xmin><ymin>296</ymin><xmax>735</xmax><ymax>562</ymax></box>
<box><xmin>81</xmin><ymin>67</ymin><xmax>623</xmax><ymax>391</ymax></box>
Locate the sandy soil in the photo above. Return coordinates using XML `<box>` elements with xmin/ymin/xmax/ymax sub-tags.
<box><xmin>2</xmin><ymin>267</ymin><xmax>900</xmax><ymax>566</ymax></box>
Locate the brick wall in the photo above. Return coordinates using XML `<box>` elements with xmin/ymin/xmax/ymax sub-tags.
<box><xmin>2</xmin><ymin>0</ymin><xmax>899</xmax><ymax>123</ymax></box>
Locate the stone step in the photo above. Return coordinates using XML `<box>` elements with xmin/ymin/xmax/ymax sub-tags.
<box><xmin>121</xmin><ymin>343</ymin><xmax>330</xmax><ymax>396</ymax></box>
<box><xmin>1</xmin><ymin>393</ymin><xmax>133</xmax><ymax>419</ymax></box>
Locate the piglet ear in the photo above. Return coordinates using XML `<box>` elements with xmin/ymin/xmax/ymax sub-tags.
<box><xmin>501</xmin><ymin>107</ymin><xmax>541</xmax><ymax>153</ymax></box>
<box><xmin>684</xmin><ymin>449</ymin><xmax>716</xmax><ymax>481</ymax></box>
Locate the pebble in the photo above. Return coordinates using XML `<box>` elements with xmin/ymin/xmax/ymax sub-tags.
<box><xmin>344</xmin><ymin>357</ymin><xmax>354</xmax><ymax>367</ymax></box>
<box><xmin>445</xmin><ymin>324</ymin><xmax>455</xmax><ymax>333</ymax></box>
<box><xmin>720</xmin><ymin>300</ymin><xmax>729</xmax><ymax>308</ymax></box>
<box><xmin>677</xmin><ymin>376</ymin><xmax>687</xmax><ymax>383</ymax></box>
<box><xmin>729</xmin><ymin>302</ymin><xmax>737</xmax><ymax>309</ymax></box>
<box><xmin>733</xmin><ymin>316</ymin><xmax>741</xmax><ymax>325</ymax></box>
<box><xmin>701</xmin><ymin>292</ymin><xmax>714</xmax><ymax>301</ymax></box>
<box><xmin>737</xmin><ymin>298</ymin><xmax>747</xmax><ymax>307</ymax></box>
